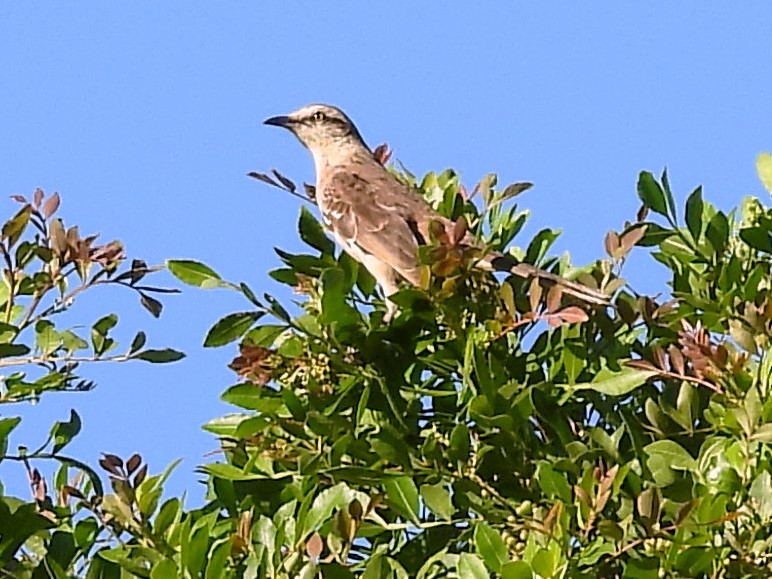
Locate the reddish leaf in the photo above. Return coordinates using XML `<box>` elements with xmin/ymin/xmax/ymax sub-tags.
<box><xmin>625</xmin><ymin>359</ymin><xmax>659</xmax><ymax>372</ymax></box>
<box><xmin>620</xmin><ymin>224</ymin><xmax>647</xmax><ymax>251</ymax></box>
<box><xmin>546</xmin><ymin>284</ymin><xmax>562</xmax><ymax>313</ymax></box>
<box><xmin>604</xmin><ymin>231</ymin><xmax>620</xmax><ymax>257</ymax></box>
<box><xmin>451</xmin><ymin>216</ymin><xmax>467</xmax><ymax>246</ymax></box>
<box><xmin>668</xmin><ymin>344</ymin><xmax>685</xmax><ymax>376</ymax></box>
<box><xmin>373</xmin><ymin>143</ymin><xmax>392</xmax><ymax>165</ymax></box>
<box><xmin>652</xmin><ymin>345</ymin><xmax>667</xmax><ymax>371</ymax></box>
<box><xmin>306</xmin><ymin>532</ymin><xmax>323</xmax><ymax>559</ymax></box>
<box><xmin>42</xmin><ymin>192</ymin><xmax>61</xmax><ymax>219</ymax></box>
<box><xmin>126</xmin><ymin>453</ymin><xmax>142</xmax><ymax>476</ymax></box>
<box><xmin>555</xmin><ymin>306</ymin><xmax>589</xmax><ymax>324</ymax></box>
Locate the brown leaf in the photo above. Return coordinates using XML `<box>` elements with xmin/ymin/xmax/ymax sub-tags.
<box><xmin>33</xmin><ymin>188</ymin><xmax>44</xmax><ymax>208</ymax></box>
<box><xmin>32</xmin><ymin>468</ymin><xmax>47</xmax><ymax>502</ymax></box>
<box><xmin>428</xmin><ymin>219</ymin><xmax>448</xmax><ymax>244</ymax></box>
<box><xmin>546</xmin><ymin>314</ymin><xmax>562</xmax><ymax>328</ymax></box>
<box><xmin>349</xmin><ymin>499</ymin><xmax>363</xmax><ymax>521</ymax></box>
<box><xmin>574</xmin><ymin>485</ymin><xmax>591</xmax><ymax>506</ymax></box>
<box><xmin>271</xmin><ymin>169</ymin><xmax>297</xmax><ymax>193</ymax></box>
<box><xmin>555</xmin><ymin>306</ymin><xmax>589</xmax><ymax>325</ymax></box>
<box><xmin>528</xmin><ymin>277</ymin><xmax>542</xmax><ymax>314</ymax></box>
<box><xmin>246</xmin><ymin>171</ymin><xmax>279</xmax><ymax>187</ymax></box>
<box><xmin>372</xmin><ymin>143</ymin><xmax>392</xmax><ymax>166</ymax></box>
<box><xmin>229</xmin><ymin>344</ymin><xmax>276</xmax><ymax>385</ymax></box>
<box><xmin>365</xmin><ymin>493</ymin><xmax>384</xmax><ymax>516</ymax></box>
<box><xmin>620</xmin><ymin>224</ymin><xmax>647</xmax><ymax>252</ymax></box>
<box><xmin>49</xmin><ymin>219</ymin><xmax>67</xmax><ymax>255</ymax></box>
<box><xmin>61</xmin><ymin>485</ymin><xmax>85</xmax><ymax>502</ymax></box>
<box><xmin>652</xmin><ymin>345</ymin><xmax>667</xmax><ymax>371</ymax></box>
<box><xmin>542</xmin><ymin>501</ymin><xmax>562</xmax><ymax>534</ymax></box>
<box><xmin>600</xmin><ymin>464</ymin><xmax>619</xmax><ymax>494</ymax></box>
<box><xmin>133</xmin><ymin>463</ymin><xmax>148</xmax><ymax>488</ymax></box>
<box><xmin>636</xmin><ymin>203</ymin><xmax>649</xmax><ymax>222</ymax></box>
<box><xmin>140</xmin><ymin>293</ymin><xmax>163</xmax><ymax>318</ymax></box>
<box><xmin>126</xmin><ymin>453</ymin><xmax>142</xmax><ymax>476</ymax></box>
<box><xmin>306</xmin><ymin>532</ymin><xmax>323</xmax><ymax>560</ymax></box>
<box><xmin>546</xmin><ymin>284</ymin><xmax>562</xmax><ymax>313</ymax></box>
<box><xmin>99</xmin><ymin>454</ymin><xmax>124</xmax><ymax>476</ymax></box>
<box><xmin>9</xmin><ymin>194</ymin><xmax>26</xmax><ymax>203</ymax></box>
<box><xmin>450</xmin><ymin>216</ymin><xmax>467</xmax><ymax>246</ymax></box>
<box><xmin>42</xmin><ymin>192</ymin><xmax>61</xmax><ymax>219</ymax></box>
<box><xmin>675</xmin><ymin>499</ymin><xmax>697</xmax><ymax>526</ymax></box>
<box><xmin>500</xmin><ymin>182</ymin><xmax>533</xmax><ymax>201</ymax></box>
<box><xmin>303</xmin><ymin>183</ymin><xmax>317</xmax><ymax>201</ymax></box>
<box><xmin>668</xmin><ymin>345</ymin><xmax>685</xmax><ymax>376</ymax></box>
<box><xmin>604</xmin><ymin>231</ymin><xmax>620</xmax><ymax>258</ymax></box>
<box><xmin>624</xmin><ymin>359</ymin><xmax>659</xmax><ymax>372</ymax></box>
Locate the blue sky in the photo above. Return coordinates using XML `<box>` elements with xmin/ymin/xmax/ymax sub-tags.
<box><xmin>1</xmin><ymin>3</ymin><xmax>770</xmax><ymax>501</ymax></box>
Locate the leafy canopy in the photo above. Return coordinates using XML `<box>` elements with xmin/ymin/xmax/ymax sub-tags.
<box><xmin>2</xmin><ymin>154</ymin><xmax>772</xmax><ymax>578</ymax></box>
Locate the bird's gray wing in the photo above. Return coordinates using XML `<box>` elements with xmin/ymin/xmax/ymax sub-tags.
<box><xmin>322</xmin><ymin>169</ymin><xmax>429</xmax><ymax>284</ymax></box>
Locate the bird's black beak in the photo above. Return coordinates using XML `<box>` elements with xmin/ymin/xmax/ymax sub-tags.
<box><xmin>264</xmin><ymin>115</ymin><xmax>293</xmax><ymax>129</ymax></box>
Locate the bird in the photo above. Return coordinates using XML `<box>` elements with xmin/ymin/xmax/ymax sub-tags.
<box><xmin>264</xmin><ymin>103</ymin><xmax>608</xmax><ymax>319</ymax></box>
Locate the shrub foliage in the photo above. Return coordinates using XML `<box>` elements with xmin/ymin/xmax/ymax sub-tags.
<box><xmin>3</xmin><ymin>155</ymin><xmax>772</xmax><ymax>578</ymax></box>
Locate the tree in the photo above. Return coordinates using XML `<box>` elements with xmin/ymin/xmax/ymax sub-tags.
<box><xmin>2</xmin><ymin>154</ymin><xmax>772</xmax><ymax>577</ymax></box>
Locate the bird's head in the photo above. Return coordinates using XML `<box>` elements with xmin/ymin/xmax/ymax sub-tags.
<box><xmin>264</xmin><ymin>104</ymin><xmax>369</xmax><ymax>162</ymax></box>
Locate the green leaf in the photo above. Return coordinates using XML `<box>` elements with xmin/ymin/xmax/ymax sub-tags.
<box><xmin>740</xmin><ymin>226</ymin><xmax>772</xmax><ymax>254</ymax></box>
<box><xmin>420</xmin><ymin>483</ymin><xmax>453</xmax><ymax>520</ymax></box>
<box><xmin>129</xmin><ymin>331</ymin><xmax>147</xmax><ymax>354</ymax></box>
<box><xmin>0</xmin><ymin>343</ymin><xmax>31</xmax><ymax>358</ymax></box>
<box><xmin>565</xmin><ymin>367</ymin><xmax>656</xmax><ymax>396</ymax></box>
<box><xmin>448</xmin><ymin>422</ymin><xmax>470</xmax><ymax>465</ymax></box>
<box><xmin>35</xmin><ymin>320</ymin><xmax>60</xmax><ymax>356</ymax></box>
<box><xmin>705</xmin><ymin>211</ymin><xmax>729</xmax><ymax>253</ymax></box>
<box><xmin>0</xmin><ymin>417</ymin><xmax>21</xmax><ymax>457</ymax></box>
<box><xmin>749</xmin><ymin>471</ymin><xmax>772</xmax><ymax>520</ymax></box>
<box><xmin>531</xmin><ymin>547</ymin><xmax>558</xmax><ymax>579</ymax></box>
<box><xmin>757</xmin><ymin>152</ymin><xmax>772</xmax><ymax>193</ymax></box>
<box><xmin>134</xmin><ymin>348</ymin><xmax>186</xmax><ymax>363</ymax></box>
<box><xmin>645</xmin><ymin>440</ymin><xmax>695</xmax><ymax>471</ymax></box>
<box><xmin>50</xmin><ymin>410</ymin><xmax>81</xmax><ymax>453</ymax></box>
<box><xmin>166</xmin><ymin>259</ymin><xmax>231</xmax><ymax>289</ymax></box>
<box><xmin>204</xmin><ymin>539</ymin><xmax>230</xmax><ymax>579</ymax></box>
<box><xmin>645</xmin><ymin>440</ymin><xmax>695</xmax><ymax>487</ymax></box>
<box><xmin>457</xmin><ymin>553</ymin><xmax>489</xmax><ymax>579</ymax></box>
<box><xmin>61</xmin><ymin>330</ymin><xmax>88</xmax><ymax>355</ymax></box>
<box><xmin>303</xmin><ymin>483</ymin><xmax>354</xmax><ymax>534</ymax></box>
<box><xmin>524</xmin><ymin>228</ymin><xmax>560</xmax><ymax>264</ymax></box>
<box><xmin>90</xmin><ymin>314</ymin><xmax>117</xmax><ymax>356</ymax></box>
<box><xmin>536</xmin><ymin>462</ymin><xmax>572</xmax><ymax>502</ymax></box>
<box><xmin>299</xmin><ymin>206</ymin><xmax>335</xmax><ymax>254</ymax></box>
<box><xmin>204</xmin><ymin>312</ymin><xmax>263</xmax><ymax>347</ymax></box>
<box><xmin>684</xmin><ymin>186</ymin><xmax>704</xmax><ymax>242</ymax></box>
<box><xmin>501</xmin><ymin>561</ymin><xmax>533</xmax><ymax>579</ymax></box>
<box><xmin>140</xmin><ymin>293</ymin><xmax>163</xmax><ymax>318</ymax></box>
<box><xmin>320</xmin><ymin>268</ymin><xmax>360</xmax><ymax>327</ymax></box>
<box><xmin>637</xmin><ymin>171</ymin><xmax>668</xmax><ymax>217</ymax></box>
<box><xmin>474</xmin><ymin>522</ymin><xmax>507</xmax><ymax>573</ymax></box>
<box><xmin>2</xmin><ymin>205</ymin><xmax>32</xmax><ymax>248</ymax></box>
<box><xmin>384</xmin><ymin>477</ymin><xmax>420</xmax><ymax>524</ymax></box>
<box><xmin>661</xmin><ymin>168</ymin><xmax>677</xmax><ymax>221</ymax></box>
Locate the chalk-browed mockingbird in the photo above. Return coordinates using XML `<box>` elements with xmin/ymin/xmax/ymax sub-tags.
<box><xmin>265</xmin><ymin>104</ymin><xmax>607</xmax><ymax>319</ymax></box>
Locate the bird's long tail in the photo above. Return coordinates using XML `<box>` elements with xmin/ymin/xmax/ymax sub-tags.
<box><xmin>480</xmin><ymin>253</ymin><xmax>609</xmax><ymax>306</ymax></box>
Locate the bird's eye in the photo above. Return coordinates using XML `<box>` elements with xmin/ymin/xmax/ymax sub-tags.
<box><xmin>312</xmin><ymin>111</ymin><xmax>326</xmax><ymax>122</ymax></box>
